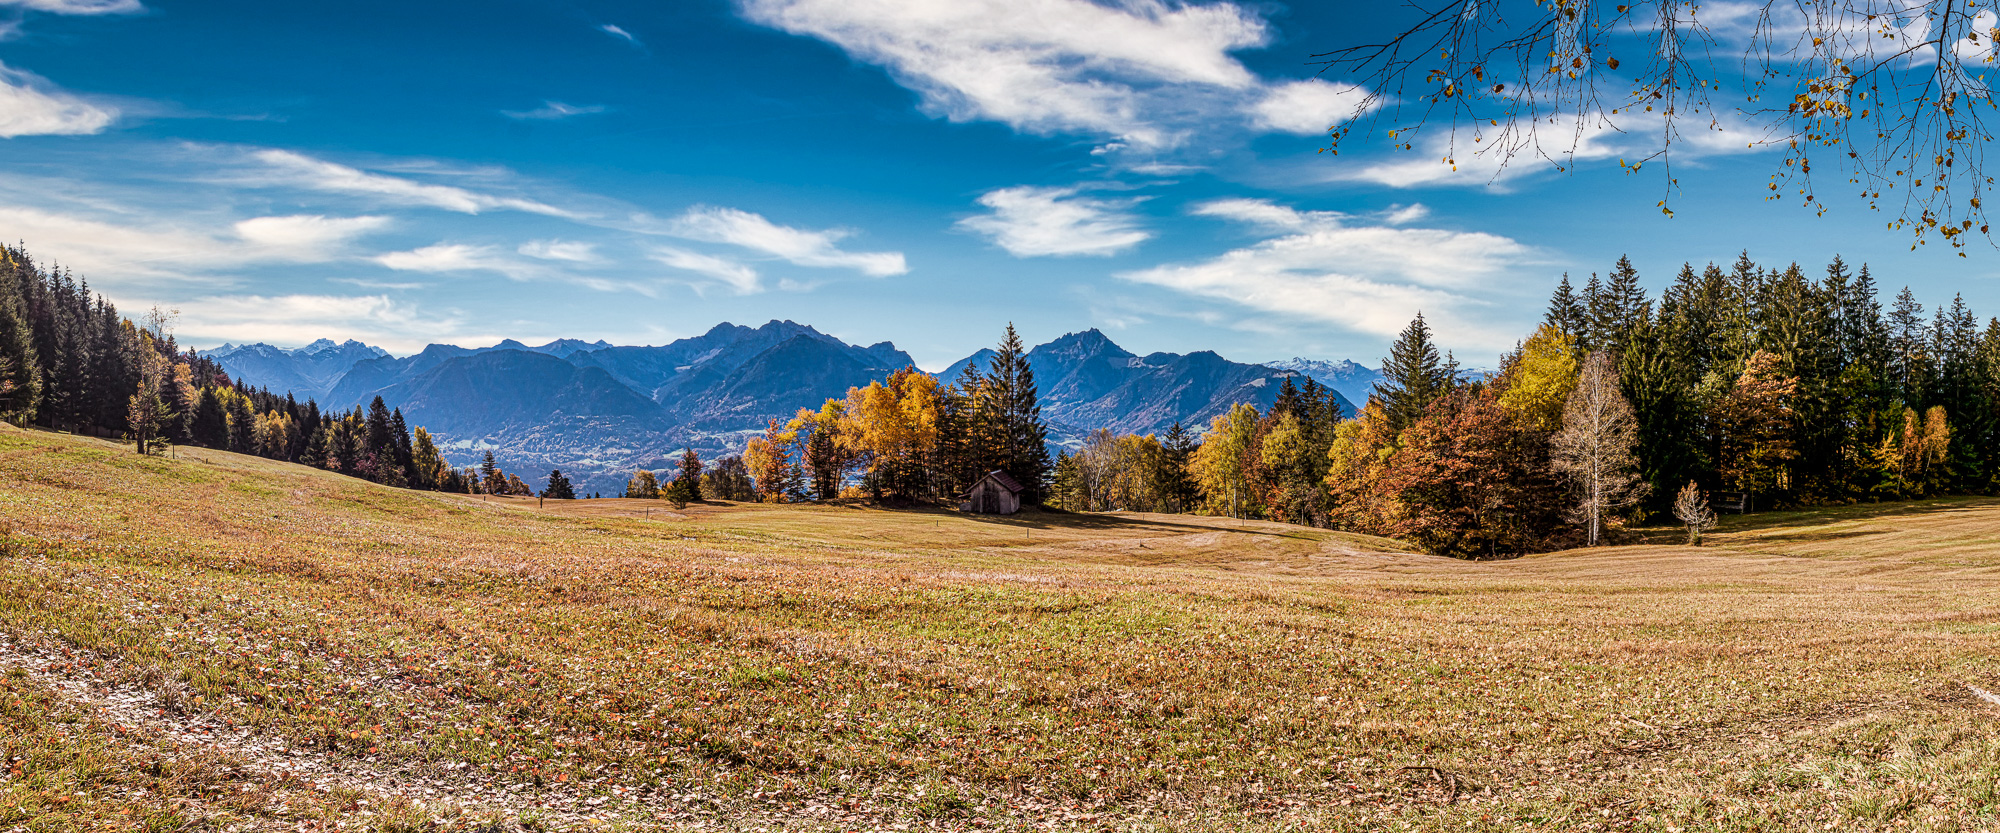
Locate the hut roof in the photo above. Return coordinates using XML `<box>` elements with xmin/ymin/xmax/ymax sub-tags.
<box><xmin>970</xmin><ymin>470</ymin><xmax>1024</xmax><ymax>495</ymax></box>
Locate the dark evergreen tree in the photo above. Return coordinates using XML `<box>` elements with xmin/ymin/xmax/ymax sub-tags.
<box><xmin>1888</xmin><ymin>286</ymin><xmax>1931</xmax><ymax>406</ymax></box>
<box><xmin>224</xmin><ymin>395</ymin><xmax>255</xmax><ymax>452</ymax></box>
<box><xmin>0</xmin><ymin>274</ymin><xmax>40</xmax><ymax>424</ymax></box>
<box><xmin>542</xmin><ymin>469</ymin><xmax>575</xmax><ymax>500</ymax></box>
<box><xmin>1160</xmin><ymin>420</ymin><xmax>1202</xmax><ymax>513</ymax></box>
<box><xmin>190</xmin><ymin>388</ymin><xmax>228</xmax><ymax>448</ymax></box>
<box><xmin>1592</xmin><ymin>256</ymin><xmax>1650</xmax><ymax>359</ymax></box>
<box><xmin>1544</xmin><ymin>273</ymin><xmax>1589</xmax><ymax>339</ymax></box>
<box><xmin>1376</xmin><ymin>312</ymin><xmax>1455</xmax><ymax>432</ymax></box>
<box><xmin>981</xmin><ymin>324</ymin><xmax>1052</xmax><ymax>503</ymax></box>
<box><xmin>390</xmin><ymin>407</ymin><xmax>415</xmax><ymax>480</ymax></box>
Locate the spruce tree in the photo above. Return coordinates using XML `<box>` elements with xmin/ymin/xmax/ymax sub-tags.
<box><xmin>1376</xmin><ymin>313</ymin><xmax>1454</xmax><ymax>432</ymax></box>
<box><xmin>390</xmin><ymin>407</ymin><xmax>415</xmax><ymax>481</ymax></box>
<box><xmin>1544</xmin><ymin>273</ymin><xmax>1589</xmax><ymax>339</ymax></box>
<box><xmin>0</xmin><ymin>283</ymin><xmax>39</xmax><ymax>424</ymax></box>
<box><xmin>1161</xmin><ymin>420</ymin><xmax>1201</xmax><ymax>513</ymax></box>
<box><xmin>191</xmin><ymin>388</ymin><xmax>227</xmax><ymax>448</ymax></box>
<box><xmin>1887</xmin><ymin>287</ymin><xmax>1931</xmax><ymax>406</ymax></box>
<box><xmin>225</xmin><ymin>395</ymin><xmax>255</xmax><ymax>452</ymax></box>
<box><xmin>1592</xmin><ymin>256</ymin><xmax>1650</xmax><ymax>359</ymax></box>
<box><xmin>543</xmin><ymin>469</ymin><xmax>575</xmax><ymax>500</ymax></box>
<box><xmin>1578</xmin><ymin>273</ymin><xmax>1606</xmax><ymax>353</ymax></box>
<box><xmin>981</xmin><ymin>324</ymin><xmax>1052</xmax><ymax>503</ymax></box>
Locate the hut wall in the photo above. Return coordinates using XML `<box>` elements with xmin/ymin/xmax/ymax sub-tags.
<box><xmin>960</xmin><ymin>480</ymin><xmax>1021</xmax><ymax>515</ymax></box>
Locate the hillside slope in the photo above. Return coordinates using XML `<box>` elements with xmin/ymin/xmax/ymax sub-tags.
<box><xmin>6</xmin><ymin>428</ymin><xmax>2000</xmax><ymax>832</ymax></box>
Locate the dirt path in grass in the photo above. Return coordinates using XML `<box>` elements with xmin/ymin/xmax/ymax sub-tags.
<box><xmin>0</xmin><ymin>634</ymin><xmax>875</xmax><ymax>831</ymax></box>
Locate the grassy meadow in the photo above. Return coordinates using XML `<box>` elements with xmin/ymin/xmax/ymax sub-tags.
<box><xmin>3</xmin><ymin>427</ymin><xmax>2000</xmax><ymax>831</ymax></box>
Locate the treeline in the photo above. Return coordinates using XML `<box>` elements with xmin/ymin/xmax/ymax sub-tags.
<box><xmin>624</xmin><ymin>449</ymin><xmax>757</xmax><ymax>504</ymax></box>
<box><xmin>0</xmin><ymin>244</ymin><xmax>560</xmax><ymax>495</ymax></box>
<box><xmin>1056</xmin><ymin>253</ymin><xmax>2000</xmax><ymax>557</ymax></box>
<box><xmin>738</xmin><ymin>325</ymin><xmax>1053</xmax><ymax>504</ymax></box>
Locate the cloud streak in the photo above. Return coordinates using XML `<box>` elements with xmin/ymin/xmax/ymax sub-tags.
<box><xmin>599</xmin><ymin>23</ymin><xmax>640</xmax><ymax>46</ymax></box>
<box><xmin>1120</xmin><ymin>199</ymin><xmax>1536</xmax><ymax>350</ymax></box>
<box><xmin>0</xmin><ymin>0</ymin><xmax>142</xmax><ymax>13</ymax></box>
<box><xmin>169</xmin><ymin>293</ymin><xmax>483</xmax><ymax>357</ymax></box>
<box><xmin>958</xmin><ymin>185</ymin><xmax>1150</xmax><ymax>257</ymax></box>
<box><xmin>0</xmin><ymin>62</ymin><xmax>116</xmax><ymax>137</ymax></box>
<box><xmin>246</xmin><ymin>149</ymin><xmax>580</xmax><ymax>218</ymax></box>
<box><xmin>374</xmin><ymin>244</ymin><xmax>545</xmax><ymax>281</ymax></box>
<box><xmin>663</xmin><ymin>205</ymin><xmax>907</xmax><ymax>276</ymax></box>
<box><xmin>0</xmin><ymin>206</ymin><xmax>387</xmax><ymax>285</ymax></box>
<box><xmin>502</xmin><ymin>101</ymin><xmax>608</xmax><ymax>120</ymax></box>
<box><xmin>739</xmin><ymin>0</ymin><xmax>1269</xmax><ymax>148</ymax></box>
<box><xmin>650</xmin><ymin>246</ymin><xmax>762</xmax><ymax>293</ymax></box>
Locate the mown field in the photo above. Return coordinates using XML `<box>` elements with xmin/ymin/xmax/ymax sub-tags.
<box><xmin>3</xmin><ymin>428</ymin><xmax>2000</xmax><ymax>832</ymax></box>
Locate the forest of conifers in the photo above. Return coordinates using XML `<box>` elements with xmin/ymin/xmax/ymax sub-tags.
<box><xmin>1045</xmin><ymin>253</ymin><xmax>2000</xmax><ymax>557</ymax></box>
<box><xmin>7</xmin><ymin>239</ymin><xmax>1997</xmax><ymax>558</ymax></box>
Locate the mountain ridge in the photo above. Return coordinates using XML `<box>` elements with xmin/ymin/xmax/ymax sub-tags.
<box><xmin>203</xmin><ymin>324</ymin><xmax>1366</xmax><ymax>494</ymax></box>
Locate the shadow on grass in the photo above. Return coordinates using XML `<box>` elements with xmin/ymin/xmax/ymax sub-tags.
<box><xmin>855</xmin><ymin>503</ymin><xmax>1318</xmax><ymax>540</ymax></box>
<box><xmin>1629</xmin><ymin>496</ymin><xmax>2000</xmax><ymax>545</ymax></box>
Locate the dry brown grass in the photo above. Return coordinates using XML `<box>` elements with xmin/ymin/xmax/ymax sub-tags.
<box><xmin>4</xmin><ymin>429</ymin><xmax>2000</xmax><ymax>831</ymax></box>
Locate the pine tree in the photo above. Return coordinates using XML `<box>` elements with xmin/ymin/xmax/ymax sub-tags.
<box><xmin>1888</xmin><ymin>286</ymin><xmax>1931</xmax><ymax>406</ymax></box>
<box><xmin>981</xmin><ymin>324</ymin><xmax>1052</xmax><ymax>503</ymax></box>
<box><xmin>1159</xmin><ymin>420</ymin><xmax>1201</xmax><ymax>513</ymax></box>
<box><xmin>191</xmin><ymin>388</ymin><xmax>227</xmax><ymax>448</ymax></box>
<box><xmin>0</xmin><ymin>279</ymin><xmax>39</xmax><ymax>424</ymax></box>
<box><xmin>362</xmin><ymin>397</ymin><xmax>402</xmax><ymax>486</ymax></box>
<box><xmin>390</xmin><ymin>408</ymin><xmax>416</xmax><ymax>483</ymax></box>
<box><xmin>225</xmin><ymin>395</ymin><xmax>255</xmax><ymax>452</ymax></box>
<box><xmin>1376</xmin><ymin>313</ymin><xmax>1454</xmax><ymax>432</ymax></box>
<box><xmin>481</xmin><ymin>450</ymin><xmax>505</xmax><ymax>495</ymax></box>
<box><xmin>1544</xmin><ymin>273</ymin><xmax>1589</xmax><ymax>339</ymax></box>
<box><xmin>1051</xmin><ymin>450</ymin><xmax>1080</xmax><ymax>510</ymax></box>
<box><xmin>1590</xmin><ymin>256</ymin><xmax>1650</xmax><ymax>359</ymax></box>
<box><xmin>542</xmin><ymin>469</ymin><xmax>575</xmax><ymax>500</ymax></box>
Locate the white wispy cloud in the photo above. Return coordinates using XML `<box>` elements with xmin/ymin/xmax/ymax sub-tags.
<box><xmin>1339</xmin><ymin>109</ymin><xmax>1771</xmax><ymax>189</ymax></box>
<box><xmin>518</xmin><ymin>239</ymin><xmax>599</xmax><ymax>262</ymax></box>
<box><xmin>957</xmin><ymin>185</ymin><xmax>1150</xmax><ymax>257</ymax></box>
<box><xmin>168</xmin><ymin>293</ymin><xmax>484</xmax><ymax>357</ymax></box>
<box><xmin>0</xmin><ymin>0</ymin><xmax>142</xmax><ymax>13</ymax></box>
<box><xmin>1248</xmin><ymin>78</ymin><xmax>1375</xmax><ymax>135</ymax></box>
<box><xmin>232</xmin><ymin>214</ymin><xmax>391</xmax><ymax>258</ymax></box>
<box><xmin>649</xmin><ymin>246</ymin><xmax>762</xmax><ymax>294</ymax></box>
<box><xmin>374</xmin><ymin>244</ymin><xmax>543</xmax><ymax>281</ymax></box>
<box><xmin>0</xmin><ymin>206</ymin><xmax>383</xmax><ymax>285</ymax></box>
<box><xmin>502</xmin><ymin>101</ymin><xmax>609</xmax><ymax>121</ymax></box>
<box><xmin>1119</xmin><ymin>198</ymin><xmax>1537</xmax><ymax>350</ymax></box>
<box><xmin>0</xmin><ymin>62</ymin><xmax>116</xmax><ymax>137</ymax></box>
<box><xmin>246</xmin><ymin>149</ymin><xmax>580</xmax><ymax>218</ymax></box>
<box><xmin>662</xmin><ymin>205</ymin><xmax>907</xmax><ymax>276</ymax></box>
<box><xmin>738</xmin><ymin>0</ymin><xmax>1269</xmax><ymax>148</ymax></box>
<box><xmin>599</xmin><ymin>23</ymin><xmax>640</xmax><ymax>45</ymax></box>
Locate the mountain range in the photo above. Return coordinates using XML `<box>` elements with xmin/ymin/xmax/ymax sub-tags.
<box><xmin>206</xmin><ymin>339</ymin><xmax>390</xmax><ymax>401</ymax></box>
<box><xmin>203</xmin><ymin>323</ymin><xmax>1372</xmax><ymax>495</ymax></box>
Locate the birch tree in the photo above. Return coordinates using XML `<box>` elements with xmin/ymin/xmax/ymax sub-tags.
<box><xmin>1551</xmin><ymin>351</ymin><xmax>1649</xmax><ymax>546</ymax></box>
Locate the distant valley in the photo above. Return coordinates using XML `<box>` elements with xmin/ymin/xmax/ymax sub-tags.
<box><xmin>205</xmin><ymin>323</ymin><xmax>1376</xmax><ymax>494</ymax></box>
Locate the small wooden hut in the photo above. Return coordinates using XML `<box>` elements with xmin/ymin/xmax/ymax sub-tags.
<box><xmin>960</xmin><ymin>470</ymin><xmax>1024</xmax><ymax>515</ymax></box>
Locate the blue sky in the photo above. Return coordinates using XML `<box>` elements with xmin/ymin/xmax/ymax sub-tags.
<box><xmin>0</xmin><ymin>0</ymin><xmax>1991</xmax><ymax>370</ymax></box>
